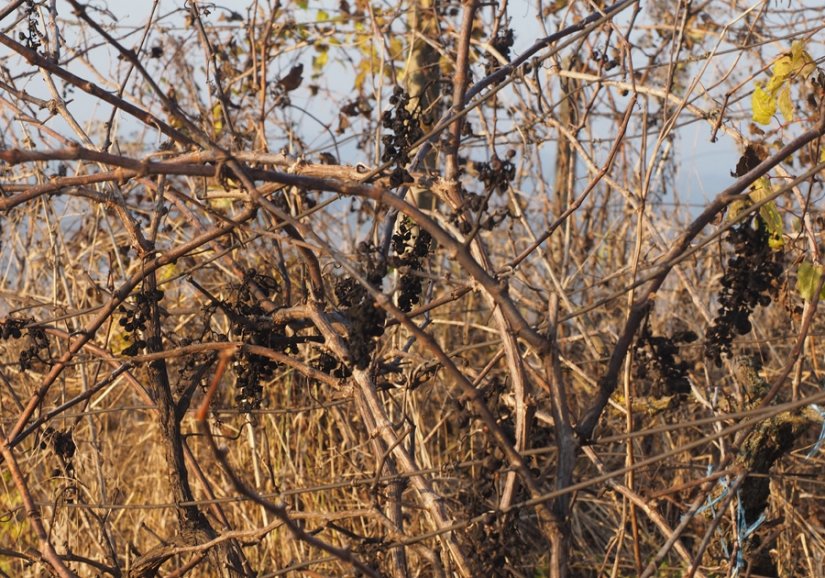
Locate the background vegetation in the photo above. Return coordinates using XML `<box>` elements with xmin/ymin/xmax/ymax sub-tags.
<box><xmin>1</xmin><ymin>1</ymin><xmax>824</xmax><ymax>577</ymax></box>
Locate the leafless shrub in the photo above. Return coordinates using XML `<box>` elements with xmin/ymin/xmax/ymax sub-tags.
<box><xmin>1</xmin><ymin>1</ymin><xmax>825</xmax><ymax>577</ymax></box>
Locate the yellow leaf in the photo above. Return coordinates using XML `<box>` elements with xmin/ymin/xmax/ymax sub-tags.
<box><xmin>771</xmin><ymin>55</ymin><xmax>793</xmax><ymax>86</ymax></box>
<box><xmin>211</xmin><ymin>102</ymin><xmax>223</xmax><ymax>134</ymax></box>
<box><xmin>388</xmin><ymin>36</ymin><xmax>404</xmax><ymax>59</ymax></box>
<box><xmin>353</xmin><ymin>59</ymin><xmax>370</xmax><ymax>90</ymax></box>
<box><xmin>208</xmin><ymin>197</ymin><xmax>233</xmax><ymax>210</ymax></box>
<box><xmin>777</xmin><ymin>83</ymin><xmax>793</xmax><ymax>122</ymax></box>
<box><xmin>750</xmin><ymin>177</ymin><xmax>768</xmax><ymax>203</ymax></box>
<box><xmin>751</xmin><ymin>178</ymin><xmax>783</xmax><ymax>250</ymax></box>
<box><xmin>790</xmin><ymin>41</ymin><xmax>805</xmax><ymax>61</ymax></box>
<box><xmin>752</xmin><ymin>82</ymin><xmax>775</xmax><ymax>125</ymax></box>
<box><xmin>157</xmin><ymin>264</ymin><xmax>179</xmax><ymax>283</ymax></box>
<box><xmin>312</xmin><ymin>46</ymin><xmax>329</xmax><ymax>75</ymax></box>
<box><xmin>439</xmin><ymin>53</ymin><xmax>455</xmax><ymax>76</ymax></box>
<box><xmin>791</xmin><ymin>41</ymin><xmax>816</xmax><ymax>79</ymax></box>
<box><xmin>726</xmin><ymin>198</ymin><xmax>748</xmax><ymax>221</ymax></box>
<box><xmin>766</xmin><ymin>226</ymin><xmax>784</xmax><ymax>251</ymax></box>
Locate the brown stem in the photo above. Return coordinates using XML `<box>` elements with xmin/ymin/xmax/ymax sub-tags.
<box><xmin>443</xmin><ymin>0</ymin><xmax>478</xmax><ymax>188</ymax></box>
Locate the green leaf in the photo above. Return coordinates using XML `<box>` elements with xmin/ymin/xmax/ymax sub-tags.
<box><xmin>752</xmin><ymin>82</ymin><xmax>775</xmax><ymax>125</ymax></box>
<box><xmin>797</xmin><ymin>261</ymin><xmax>825</xmax><ymax>301</ymax></box>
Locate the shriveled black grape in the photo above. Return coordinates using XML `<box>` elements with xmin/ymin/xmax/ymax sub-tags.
<box><xmin>634</xmin><ymin>316</ymin><xmax>694</xmax><ymax>396</ymax></box>
<box><xmin>704</xmin><ymin>216</ymin><xmax>783</xmax><ymax>367</ymax></box>
<box><xmin>391</xmin><ymin>217</ymin><xmax>433</xmax><ymax>313</ymax></box>
<box><xmin>334</xmin><ymin>243</ymin><xmax>387</xmax><ymax>370</ymax></box>
<box><xmin>381</xmin><ymin>87</ymin><xmax>424</xmax><ymax>188</ymax></box>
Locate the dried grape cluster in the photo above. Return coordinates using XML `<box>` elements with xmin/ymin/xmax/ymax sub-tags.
<box><xmin>0</xmin><ymin>317</ymin><xmax>25</xmax><ymax>340</ymax></box>
<box><xmin>1</xmin><ymin>316</ymin><xmax>51</xmax><ymax>370</ymax></box>
<box><xmin>335</xmin><ymin>243</ymin><xmax>387</xmax><ymax>370</ymax></box>
<box><xmin>381</xmin><ymin>87</ymin><xmax>424</xmax><ymax>187</ymax></box>
<box><xmin>449</xmin><ymin>192</ymin><xmax>481</xmax><ymax>234</ymax></box>
<box><xmin>704</xmin><ymin>216</ymin><xmax>783</xmax><ymax>367</ymax></box>
<box><xmin>391</xmin><ymin>217</ymin><xmax>432</xmax><ymax>313</ymax></box>
<box><xmin>118</xmin><ymin>288</ymin><xmax>163</xmax><ymax>356</ymax></box>
<box><xmin>228</xmin><ymin>270</ymin><xmax>286</xmax><ymax>411</ymax></box>
<box><xmin>40</xmin><ymin>426</ymin><xmax>76</xmax><ymax>479</ymax></box>
<box><xmin>590</xmin><ymin>47</ymin><xmax>621</xmax><ymax>71</ymax></box>
<box><xmin>634</xmin><ymin>317</ymin><xmax>697</xmax><ymax>396</ymax></box>
<box><xmin>19</xmin><ymin>1</ymin><xmax>42</xmax><ymax>51</ymax></box>
<box><xmin>458</xmin><ymin>438</ymin><xmax>531</xmax><ymax>575</ymax></box>
<box><xmin>449</xmin><ymin>153</ymin><xmax>515</xmax><ymax>234</ymax></box>
<box><xmin>21</xmin><ymin>329</ymin><xmax>50</xmax><ymax>369</ymax></box>
<box><xmin>313</xmin><ymin>351</ymin><xmax>352</xmax><ymax>379</ymax></box>
<box><xmin>475</xmin><ymin>152</ymin><xmax>516</xmax><ymax>194</ymax></box>
<box><xmin>484</xmin><ymin>28</ymin><xmax>515</xmax><ymax>75</ymax></box>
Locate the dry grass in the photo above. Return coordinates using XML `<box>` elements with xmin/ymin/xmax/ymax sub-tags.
<box><xmin>1</xmin><ymin>1</ymin><xmax>825</xmax><ymax>577</ymax></box>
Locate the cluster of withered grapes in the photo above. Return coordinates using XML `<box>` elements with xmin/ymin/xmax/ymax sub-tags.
<box><xmin>1</xmin><ymin>316</ymin><xmax>50</xmax><ymax>371</ymax></box>
<box><xmin>118</xmin><ymin>288</ymin><xmax>163</xmax><ymax>356</ymax></box>
<box><xmin>20</xmin><ymin>0</ymin><xmax>42</xmax><ymax>51</ymax></box>
<box><xmin>40</xmin><ymin>426</ymin><xmax>77</xmax><ymax>480</ymax></box>
<box><xmin>704</xmin><ymin>216</ymin><xmax>783</xmax><ymax>367</ymax></box>
<box><xmin>334</xmin><ymin>242</ymin><xmax>387</xmax><ymax>370</ymax></box>
<box><xmin>447</xmin><ymin>153</ymin><xmax>515</xmax><ymax>234</ymax></box>
<box><xmin>484</xmin><ymin>27</ymin><xmax>515</xmax><ymax>75</ymax></box>
<box><xmin>475</xmin><ymin>151</ymin><xmax>516</xmax><ymax>195</ymax></box>
<box><xmin>312</xmin><ymin>351</ymin><xmax>351</xmax><ymax>380</ymax></box>
<box><xmin>391</xmin><ymin>217</ymin><xmax>432</xmax><ymax>313</ymax></box>
<box><xmin>634</xmin><ymin>316</ymin><xmax>697</xmax><ymax>396</ymax></box>
<box><xmin>0</xmin><ymin>317</ymin><xmax>25</xmax><ymax>340</ymax></box>
<box><xmin>228</xmin><ymin>270</ymin><xmax>286</xmax><ymax>411</ymax></box>
<box><xmin>18</xmin><ymin>326</ymin><xmax>50</xmax><ymax>370</ymax></box>
<box><xmin>381</xmin><ymin>86</ymin><xmax>424</xmax><ymax>187</ymax></box>
<box><xmin>455</xmin><ymin>190</ymin><xmax>487</xmax><ymax>223</ymax></box>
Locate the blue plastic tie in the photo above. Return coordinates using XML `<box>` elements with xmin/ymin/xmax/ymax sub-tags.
<box><xmin>733</xmin><ymin>490</ymin><xmax>766</xmax><ymax>572</ymax></box>
<box><xmin>806</xmin><ymin>404</ymin><xmax>825</xmax><ymax>458</ymax></box>
<box><xmin>694</xmin><ymin>465</ymin><xmax>729</xmax><ymax>517</ymax></box>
